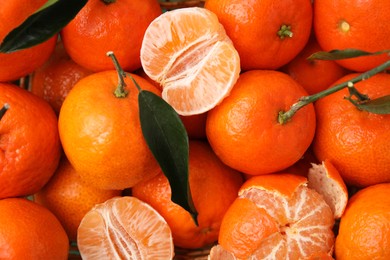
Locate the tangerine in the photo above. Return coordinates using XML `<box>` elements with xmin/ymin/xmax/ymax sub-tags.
<box><xmin>140</xmin><ymin>7</ymin><xmax>240</xmax><ymax>115</ymax></box>
<box><xmin>313</xmin><ymin>73</ymin><xmax>390</xmax><ymax>187</ymax></box>
<box><xmin>213</xmin><ymin>173</ymin><xmax>335</xmax><ymax>258</ymax></box>
<box><xmin>60</xmin><ymin>0</ymin><xmax>162</xmax><ymax>72</ymax></box>
<box><xmin>204</xmin><ymin>0</ymin><xmax>313</xmax><ymax>70</ymax></box>
<box><xmin>77</xmin><ymin>196</ymin><xmax>174</xmax><ymax>259</ymax></box>
<box><xmin>132</xmin><ymin>140</ymin><xmax>243</xmax><ymax>249</ymax></box>
<box><xmin>0</xmin><ymin>198</ymin><xmax>69</xmax><ymax>259</ymax></box>
<box><xmin>314</xmin><ymin>0</ymin><xmax>390</xmax><ymax>72</ymax></box>
<box><xmin>30</xmin><ymin>41</ymin><xmax>92</xmax><ymax>114</ymax></box>
<box><xmin>34</xmin><ymin>156</ymin><xmax>122</xmax><ymax>241</ymax></box>
<box><xmin>58</xmin><ymin>70</ymin><xmax>161</xmax><ymax>190</ymax></box>
<box><xmin>0</xmin><ymin>83</ymin><xmax>61</xmax><ymax>199</ymax></box>
<box><xmin>0</xmin><ymin>0</ymin><xmax>57</xmax><ymax>82</ymax></box>
<box><xmin>335</xmin><ymin>183</ymin><xmax>390</xmax><ymax>259</ymax></box>
<box><xmin>206</xmin><ymin>70</ymin><xmax>316</xmax><ymax>175</ymax></box>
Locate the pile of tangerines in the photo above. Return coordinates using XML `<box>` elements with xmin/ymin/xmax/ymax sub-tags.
<box><xmin>0</xmin><ymin>0</ymin><xmax>389</xmax><ymax>259</ymax></box>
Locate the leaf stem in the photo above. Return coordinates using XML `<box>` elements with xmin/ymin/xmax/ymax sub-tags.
<box><xmin>106</xmin><ymin>51</ymin><xmax>128</xmax><ymax>98</ymax></box>
<box><xmin>0</xmin><ymin>103</ymin><xmax>10</xmax><ymax>121</ymax></box>
<box><xmin>278</xmin><ymin>59</ymin><xmax>390</xmax><ymax>124</ymax></box>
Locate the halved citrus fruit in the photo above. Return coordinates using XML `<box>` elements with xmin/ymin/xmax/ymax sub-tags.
<box><xmin>211</xmin><ymin>173</ymin><xmax>335</xmax><ymax>259</ymax></box>
<box><xmin>140</xmin><ymin>7</ymin><xmax>240</xmax><ymax>116</ymax></box>
<box><xmin>77</xmin><ymin>196</ymin><xmax>174</xmax><ymax>259</ymax></box>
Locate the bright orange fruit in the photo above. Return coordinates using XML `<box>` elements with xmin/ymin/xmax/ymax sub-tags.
<box><xmin>0</xmin><ymin>0</ymin><xmax>57</xmax><ymax>82</ymax></box>
<box><xmin>313</xmin><ymin>73</ymin><xmax>390</xmax><ymax>187</ymax></box>
<box><xmin>212</xmin><ymin>173</ymin><xmax>335</xmax><ymax>258</ymax></box>
<box><xmin>132</xmin><ymin>140</ymin><xmax>243</xmax><ymax>249</ymax></box>
<box><xmin>281</xmin><ymin>35</ymin><xmax>349</xmax><ymax>95</ymax></box>
<box><xmin>0</xmin><ymin>198</ymin><xmax>69</xmax><ymax>259</ymax></box>
<box><xmin>58</xmin><ymin>72</ymin><xmax>161</xmax><ymax>190</ymax></box>
<box><xmin>77</xmin><ymin>196</ymin><xmax>174</xmax><ymax>259</ymax></box>
<box><xmin>140</xmin><ymin>7</ymin><xmax>240</xmax><ymax>115</ymax></box>
<box><xmin>206</xmin><ymin>70</ymin><xmax>316</xmax><ymax>176</ymax></box>
<box><xmin>30</xmin><ymin>41</ymin><xmax>92</xmax><ymax>114</ymax></box>
<box><xmin>0</xmin><ymin>83</ymin><xmax>61</xmax><ymax>199</ymax></box>
<box><xmin>60</xmin><ymin>0</ymin><xmax>162</xmax><ymax>72</ymax></box>
<box><xmin>34</xmin><ymin>156</ymin><xmax>122</xmax><ymax>241</ymax></box>
<box><xmin>335</xmin><ymin>183</ymin><xmax>390</xmax><ymax>259</ymax></box>
<box><xmin>314</xmin><ymin>0</ymin><xmax>390</xmax><ymax>72</ymax></box>
<box><xmin>204</xmin><ymin>0</ymin><xmax>313</xmax><ymax>70</ymax></box>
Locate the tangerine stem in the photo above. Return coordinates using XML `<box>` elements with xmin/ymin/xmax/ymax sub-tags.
<box><xmin>106</xmin><ymin>51</ymin><xmax>128</xmax><ymax>98</ymax></box>
<box><xmin>0</xmin><ymin>103</ymin><xmax>10</xmax><ymax>121</ymax></box>
<box><xmin>277</xmin><ymin>24</ymin><xmax>293</xmax><ymax>39</ymax></box>
<box><xmin>346</xmin><ymin>81</ymin><xmax>370</xmax><ymax>102</ymax></box>
<box><xmin>278</xmin><ymin>59</ymin><xmax>390</xmax><ymax>124</ymax></box>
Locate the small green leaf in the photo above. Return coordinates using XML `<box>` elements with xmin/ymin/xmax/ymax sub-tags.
<box><xmin>308</xmin><ymin>49</ymin><xmax>390</xmax><ymax>61</ymax></box>
<box><xmin>353</xmin><ymin>95</ymin><xmax>390</xmax><ymax>114</ymax></box>
<box><xmin>0</xmin><ymin>0</ymin><xmax>87</xmax><ymax>53</ymax></box>
<box><xmin>137</xmin><ymin>89</ymin><xmax>198</xmax><ymax>224</ymax></box>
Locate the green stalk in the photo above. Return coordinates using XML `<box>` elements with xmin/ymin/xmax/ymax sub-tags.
<box><xmin>278</xmin><ymin>59</ymin><xmax>390</xmax><ymax>124</ymax></box>
<box><xmin>106</xmin><ymin>51</ymin><xmax>128</xmax><ymax>98</ymax></box>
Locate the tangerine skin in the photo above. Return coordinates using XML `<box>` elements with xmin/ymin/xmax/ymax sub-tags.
<box><xmin>205</xmin><ymin>0</ymin><xmax>313</xmax><ymax>70</ymax></box>
<box><xmin>0</xmin><ymin>0</ymin><xmax>57</xmax><ymax>82</ymax></box>
<box><xmin>58</xmin><ymin>72</ymin><xmax>162</xmax><ymax>190</ymax></box>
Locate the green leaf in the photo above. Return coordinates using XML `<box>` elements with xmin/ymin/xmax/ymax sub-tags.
<box><xmin>137</xmin><ymin>88</ymin><xmax>198</xmax><ymax>224</ymax></box>
<box><xmin>0</xmin><ymin>0</ymin><xmax>87</xmax><ymax>53</ymax></box>
<box><xmin>353</xmin><ymin>95</ymin><xmax>390</xmax><ymax>114</ymax></box>
<box><xmin>308</xmin><ymin>49</ymin><xmax>390</xmax><ymax>61</ymax></box>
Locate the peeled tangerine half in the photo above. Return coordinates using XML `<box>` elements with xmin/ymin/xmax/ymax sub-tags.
<box><xmin>210</xmin><ymin>174</ymin><xmax>336</xmax><ymax>259</ymax></box>
<box><xmin>140</xmin><ymin>7</ymin><xmax>240</xmax><ymax>116</ymax></box>
<box><xmin>77</xmin><ymin>196</ymin><xmax>174</xmax><ymax>260</ymax></box>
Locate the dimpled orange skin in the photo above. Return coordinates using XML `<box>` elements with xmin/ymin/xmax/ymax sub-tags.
<box><xmin>0</xmin><ymin>198</ymin><xmax>69</xmax><ymax>260</ymax></box>
<box><xmin>206</xmin><ymin>70</ymin><xmax>316</xmax><ymax>176</ymax></box>
<box><xmin>0</xmin><ymin>83</ymin><xmax>61</xmax><ymax>199</ymax></box>
<box><xmin>281</xmin><ymin>35</ymin><xmax>349</xmax><ymax>95</ymax></box>
<box><xmin>34</xmin><ymin>156</ymin><xmax>122</xmax><ymax>241</ymax></box>
<box><xmin>0</xmin><ymin>0</ymin><xmax>57</xmax><ymax>82</ymax></box>
<box><xmin>204</xmin><ymin>0</ymin><xmax>313</xmax><ymax>70</ymax></box>
<box><xmin>60</xmin><ymin>0</ymin><xmax>162</xmax><ymax>72</ymax></box>
<box><xmin>132</xmin><ymin>140</ymin><xmax>244</xmax><ymax>249</ymax></box>
<box><xmin>313</xmin><ymin>73</ymin><xmax>390</xmax><ymax>187</ymax></box>
<box><xmin>314</xmin><ymin>0</ymin><xmax>390</xmax><ymax>72</ymax></box>
<box><xmin>30</xmin><ymin>42</ymin><xmax>93</xmax><ymax>115</ymax></box>
<box><xmin>58</xmin><ymin>72</ymin><xmax>162</xmax><ymax>190</ymax></box>
<box><xmin>335</xmin><ymin>183</ymin><xmax>390</xmax><ymax>259</ymax></box>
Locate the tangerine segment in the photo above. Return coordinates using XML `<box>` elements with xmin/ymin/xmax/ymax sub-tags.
<box><xmin>162</xmin><ymin>41</ymin><xmax>240</xmax><ymax>115</ymax></box>
<box><xmin>141</xmin><ymin>7</ymin><xmax>240</xmax><ymax>115</ymax></box>
<box><xmin>77</xmin><ymin>196</ymin><xmax>174</xmax><ymax>260</ymax></box>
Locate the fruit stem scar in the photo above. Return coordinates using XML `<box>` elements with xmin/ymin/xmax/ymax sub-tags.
<box><xmin>339</xmin><ymin>20</ymin><xmax>350</xmax><ymax>33</ymax></box>
<box><xmin>277</xmin><ymin>24</ymin><xmax>293</xmax><ymax>39</ymax></box>
<box><xmin>101</xmin><ymin>0</ymin><xmax>116</xmax><ymax>4</ymax></box>
<box><xmin>278</xmin><ymin>59</ymin><xmax>390</xmax><ymax>124</ymax></box>
<box><xmin>106</xmin><ymin>51</ymin><xmax>128</xmax><ymax>98</ymax></box>
<box><xmin>0</xmin><ymin>103</ymin><xmax>10</xmax><ymax>121</ymax></box>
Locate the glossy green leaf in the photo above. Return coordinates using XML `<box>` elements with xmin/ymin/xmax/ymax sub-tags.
<box><xmin>0</xmin><ymin>0</ymin><xmax>87</xmax><ymax>53</ymax></box>
<box><xmin>353</xmin><ymin>95</ymin><xmax>390</xmax><ymax>114</ymax></box>
<box><xmin>308</xmin><ymin>49</ymin><xmax>390</xmax><ymax>61</ymax></box>
<box><xmin>136</xmin><ymin>87</ymin><xmax>198</xmax><ymax>224</ymax></box>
